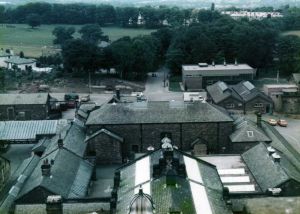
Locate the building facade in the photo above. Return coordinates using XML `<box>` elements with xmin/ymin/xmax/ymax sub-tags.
<box><xmin>0</xmin><ymin>93</ymin><xmax>50</xmax><ymax>120</ymax></box>
<box><xmin>182</xmin><ymin>62</ymin><xmax>256</xmax><ymax>91</ymax></box>
<box><xmin>85</xmin><ymin>101</ymin><xmax>234</xmax><ymax>164</ymax></box>
<box><xmin>207</xmin><ymin>81</ymin><xmax>273</xmax><ymax>114</ymax></box>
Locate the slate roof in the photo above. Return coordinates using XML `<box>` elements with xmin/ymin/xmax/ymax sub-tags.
<box><xmin>207</xmin><ymin>81</ymin><xmax>242</xmax><ymax>103</ymax></box>
<box><xmin>0</xmin><ymin>93</ymin><xmax>49</xmax><ymax>105</ymax></box>
<box><xmin>116</xmin><ymin>149</ymin><xmax>232</xmax><ymax>214</ymax></box>
<box><xmin>0</xmin><ymin>120</ymin><xmax>58</xmax><ymax>141</ymax></box>
<box><xmin>231</xmin><ymin>81</ymin><xmax>272</xmax><ymax>103</ymax></box>
<box><xmin>86</xmin><ymin>101</ymin><xmax>233</xmax><ymax>125</ymax></box>
<box><xmin>17</xmin><ymin>147</ymin><xmax>93</xmax><ymax>201</ymax></box>
<box><xmin>207</xmin><ymin>81</ymin><xmax>272</xmax><ymax>104</ymax></box>
<box><xmin>4</xmin><ymin>56</ymin><xmax>36</xmax><ymax>65</ymax></box>
<box><xmin>230</xmin><ymin>118</ymin><xmax>271</xmax><ymax>143</ymax></box>
<box><xmin>241</xmin><ymin>143</ymin><xmax>300</xmax><ymax>192</ymax></box>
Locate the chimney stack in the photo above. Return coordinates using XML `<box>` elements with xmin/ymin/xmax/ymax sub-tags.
<box><xmin>116</xmin><ymin>89</ymin><xmax>120</xmax><ymax>100</ymax></box>
<box><xmin>58</xmin><ymin>138</ymin><xmax>63</xmax><ymax>149</ymax></box>
<box><xmin>41</xmin><ymin>159</ymin><xmax>51</xmax><ymax>177</ymax></box>
<box><xmin>46</xmin><ymin>195</ymin><xmax>63</xmax><ymax>214</ymax></box>
<box><xmin>256</xmin><ymin>112</ymin><xmax>262</xmax><ymax>127</ymax></box>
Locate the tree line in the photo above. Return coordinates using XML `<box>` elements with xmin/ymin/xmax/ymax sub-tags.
<box><xmin>53</xmin><ymin>11</ymin><xmax>300</xmax><ymax>80</ymax></box>
<box><xmin>2</xmin><ymin>2</ymin><xmax>300</xmax><ymax>30</ymax></box>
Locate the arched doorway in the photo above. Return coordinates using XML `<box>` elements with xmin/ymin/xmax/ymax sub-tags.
<box><xmin>191</xmin><ymin>138</ymin><xmax>208</xmax><ymax>156</ymax></box>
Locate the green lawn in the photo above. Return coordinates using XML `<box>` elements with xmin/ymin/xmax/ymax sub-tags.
<box><xmin>0</xmin><ymin>24</ymin><xmax>155</xmax><ymax>57</ymax></box>
<box><xmin>282</xmin><ymin>30</ymin><xmax>300</xmax><ymax>37</ymax></box>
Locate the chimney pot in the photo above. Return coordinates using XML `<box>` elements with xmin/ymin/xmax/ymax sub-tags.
<box><xmin>58</xmin><ymin>138</ymin><xmax>63</xmax><ymax>149</ymax></box>
<box><xmin>272</xmin><ymin>153</ymin><xmax>281</xmax><ymax>162</ymax></box>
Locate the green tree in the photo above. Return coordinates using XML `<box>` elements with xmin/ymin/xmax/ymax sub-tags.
<box><xmin>26</xmin><ymin>13</ymin><xmax>41</xmax><ymax>28</ymax></box>
<box><xmin>79</xmin><ymin>24</ymin><xmax>107</xmax><ymax>44</ymax></box>
<box><xmin>62</xmin><ymin>39</ymin><xmax>101</xmax><ymax>74</ymax></box>
<box><xmin>52</xmin><ymin>26</ymin><xmax>75</xmax><ymax>45</ymax></box>
<box><xmin>277</xmin><ymin>35</ymin><xmax>300</xmax><ymax>76</ymax></box>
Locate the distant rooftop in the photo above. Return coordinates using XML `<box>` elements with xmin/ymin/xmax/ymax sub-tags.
<box><xmin>0</xmin><ymin>93</ymin><xmax>49</xmax><ymax>105</ymax></box>
<box><xmin>4</xmin><ymin>56</ymin><xmax>36</xmax><ymax>65</ymax></box>
<box><xmin>86</xmin><ymin>101</ymin><xmax>233</xmax><ymax>125</ymax></box>
<box><xmin>182</xmin><ymin>63</ymin><xmax>254</xmax><ymax>71</ymax></box>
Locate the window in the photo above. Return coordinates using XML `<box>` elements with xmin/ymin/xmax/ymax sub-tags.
<box><xmin>254</xmin><ymin>103</ymin><xmax>264</xmax><ymax>108</ymax></box>
<box><xmin>226</xmin><ymin>103</ymin><xmax>235</xmax><ymax>108</ymax></box>
<box><xmin>247</xmin><ymin>131</ymin><xmax>254</xmax><ymax>137</ymax></box>
<box><xmin>131</xmin><ymin>145</ymin><xmax>139</xmax><ymax>153</ymax></box>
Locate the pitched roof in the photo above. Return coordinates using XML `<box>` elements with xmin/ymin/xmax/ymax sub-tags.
<box><xmin>231</xmin><ymin>81</ymin><xmax>272</xmax><ymax>103</ymax></box>
<box><xmin>241</xmin><ymin>143</ymin><xmax>300</xmax><ymax>192</ymax></box>
<box><xmin>17</xmin><ymin>147</ymin><xmax>93</xmax><ymax>200</ymax></box>
<box><xmin>86</xmin><ymin>101</ymin><xmax>233</xmax><ymax>125</ymax></box>
<box><xmin>116</xmin><ymin>149</ymin><xmax>232</xmax><ymax>214</ymax></box>
<box><xmin>0</xmin><ymin>93</ymin><xmax>49</xmax><ymax>105</ymax></box>
<box><xmin>207</xmin><ymin>81</ymin><xmax>242</xmax><ymax>103</ymax></box>
<box><xmin>0</xmin><ymin>50</ymin><xmax>12</xmax><ymax>57</ymax></box>
<box><xmin>230</xmin><ymin>118</ymin><xmax>271</xmax><ymax>143</ymax></box>
<box><xmin>85</xmin><ymin>128</ymin><xmax>123</xmax><ymax>142</ymax></box>
<box><xmin>4</xmin><ymin>56</ymin><xmax>36</xmax><ymax>65</ymax></box>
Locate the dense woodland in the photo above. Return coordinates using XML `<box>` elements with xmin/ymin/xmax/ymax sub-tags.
<box><xmin>1</xmin><ymin>3</ymin><xmax>300</xmax><ymax>80</ymax></box>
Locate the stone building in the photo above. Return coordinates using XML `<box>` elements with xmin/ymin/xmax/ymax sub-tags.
<box><xmin>182</xmin><ymin>62</ymin><xmax>256</xmax><ymax>90</ymax></box>
<box><xmin>263</xmin><ymin>84</ymin><xmax>298</xmax><ymax>112</ymax></box>
<box><xmin>0</xmin><ymin>93</ymin><xmax>50</xmax><ymax>120</ymax></box>
<box><xmin>207</xmin><ymin>81</ymin><xmax>273</xmax><ymax>114</ymax></box>
<box><xmin>278</xmin><ymin>90</ymin><xmax>300</xmax><ymax>114</ymax></box>
<box><xmin>4</xmin><ymin>56</ymin><xmax>36</xmax><ymax>71</ymax></box>
<box><xmin>85</xmin><ymin>101</ymin><xmax>234</xmax><ymax>164</ymax></box>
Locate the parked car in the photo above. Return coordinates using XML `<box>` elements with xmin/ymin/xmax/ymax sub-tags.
<box><xmin>268</xmin><ymin>119</ymin><xmax>277</xmax><ymax>126</ymax></box>
<box><xmin>64</xmin><ymin>93</ymin><xmax>79</xmax><ymax>101</ymax></box>
<box><xmin>80</xmin><ymin>95</ymin><xmax>90</xmax><ymax>102</ymax></box>
<box><xmin>277</xmin><ymin>119</ymin><xmax>288</xmax><ymax>127</ymax></box>
<box><xmin>67</xmin><ymin>100</ymin><xmax>76</xmax><ymax>108</ymax></box>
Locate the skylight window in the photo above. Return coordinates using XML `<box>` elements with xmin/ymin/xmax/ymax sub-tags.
<box><xmin>247</xmin><ymin>131</ymin><xmax>254</xmax><ymax>137</ymax></box>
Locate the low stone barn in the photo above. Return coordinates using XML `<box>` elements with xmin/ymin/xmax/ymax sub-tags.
<box><xmin>0</xmin><ymin>93</ymin><xmax>50</xmax><ymax>120</ymax></box>
<box><xmin>85</xmin><ymin>101</ymin><xmax>234</xmax><ymax>164</ymax></box>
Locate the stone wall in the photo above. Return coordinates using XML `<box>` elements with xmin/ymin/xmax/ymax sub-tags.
<box><xmin>87</xmin><ymin>121</ymin><xmax>234</xmax><ymax>163</ymax></box>
<box><xmin>86</xmin><ymin>133</ymin><xmax>122</xmax><ymax>164</ymax></box>
<box><xmin>0</xmin><ymin>104</ymin><xmax>49</xmax><ymax>120</ymax></box>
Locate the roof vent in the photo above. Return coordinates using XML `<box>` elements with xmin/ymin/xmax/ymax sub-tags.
<box><xmin>267</xmin><ymin>188</ymin><xmax>282</xmax><ymax>196</ymax></box>
<box><xmin>224</xmin><ymin>59</ymin><xmax>227</xmax><ymax>66</ymax></box>
<box><xmin>212</xmin><ymin>61</ymin><xmax>215</xmax><ymax>66</ymax></box>
<box><xmin>198</xmin><ymin>63</ymin><xmax>208</xmax><ymax>67</ymax></box>
<box><xmin>267</xmin><ymin>146</ymin><xmax>275</xmax><ymax>155</ymax></box>
<box><xmin>235</xmin><ymin>58</ymin><xmax>238</xmax><ymax>66</ymax></box>
<box><xmin>272</xmin><ymin>152</ymin><xmax>281</xmax><ymax>162</ymax></box>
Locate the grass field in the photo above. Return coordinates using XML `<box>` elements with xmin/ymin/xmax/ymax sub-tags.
<box><xmin>0</xmin><ymin>24</ymin><xmax>156</xmax><ymax>57</ymax></box>
<box><xmin>282</xmin><ymin>30</ymin><xmax>300</xmax><ymax>37</ymax></box>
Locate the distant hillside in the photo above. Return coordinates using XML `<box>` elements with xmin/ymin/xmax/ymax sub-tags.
<box><xmin>2</xmin><ymin>0</ymin><xmax>300</xmax><ymax>8</ymax></box>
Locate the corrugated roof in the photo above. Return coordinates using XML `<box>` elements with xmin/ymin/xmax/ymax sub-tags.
<box><xmin>0</xmin><ymin>93</ymin><xmax>49</xmax><ymax>105</ymax></box>
<box><xmin>86</xmin><ymin>101</ymin><xmax>233</xmax><ymax>125</ymax></box>
<box><xmin>0</xmin><ymin>120</ymin><xmax>58</xmax><ymax>141</ymax></box>
<box><xmin>207</xmin><ymin>81</ymin><xmax>243</xmax><ymax>103</ymax></box>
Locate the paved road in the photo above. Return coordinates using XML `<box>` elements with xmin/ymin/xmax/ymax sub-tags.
<box><xmin>246</xmin><ymin>114</ymin><xmax>300</xmax><ymax>154</ymax></box>
<box><xmin>144</xmin><ymin>67</ymin><xmax>183</xmax><ymax>101</ymax></box>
